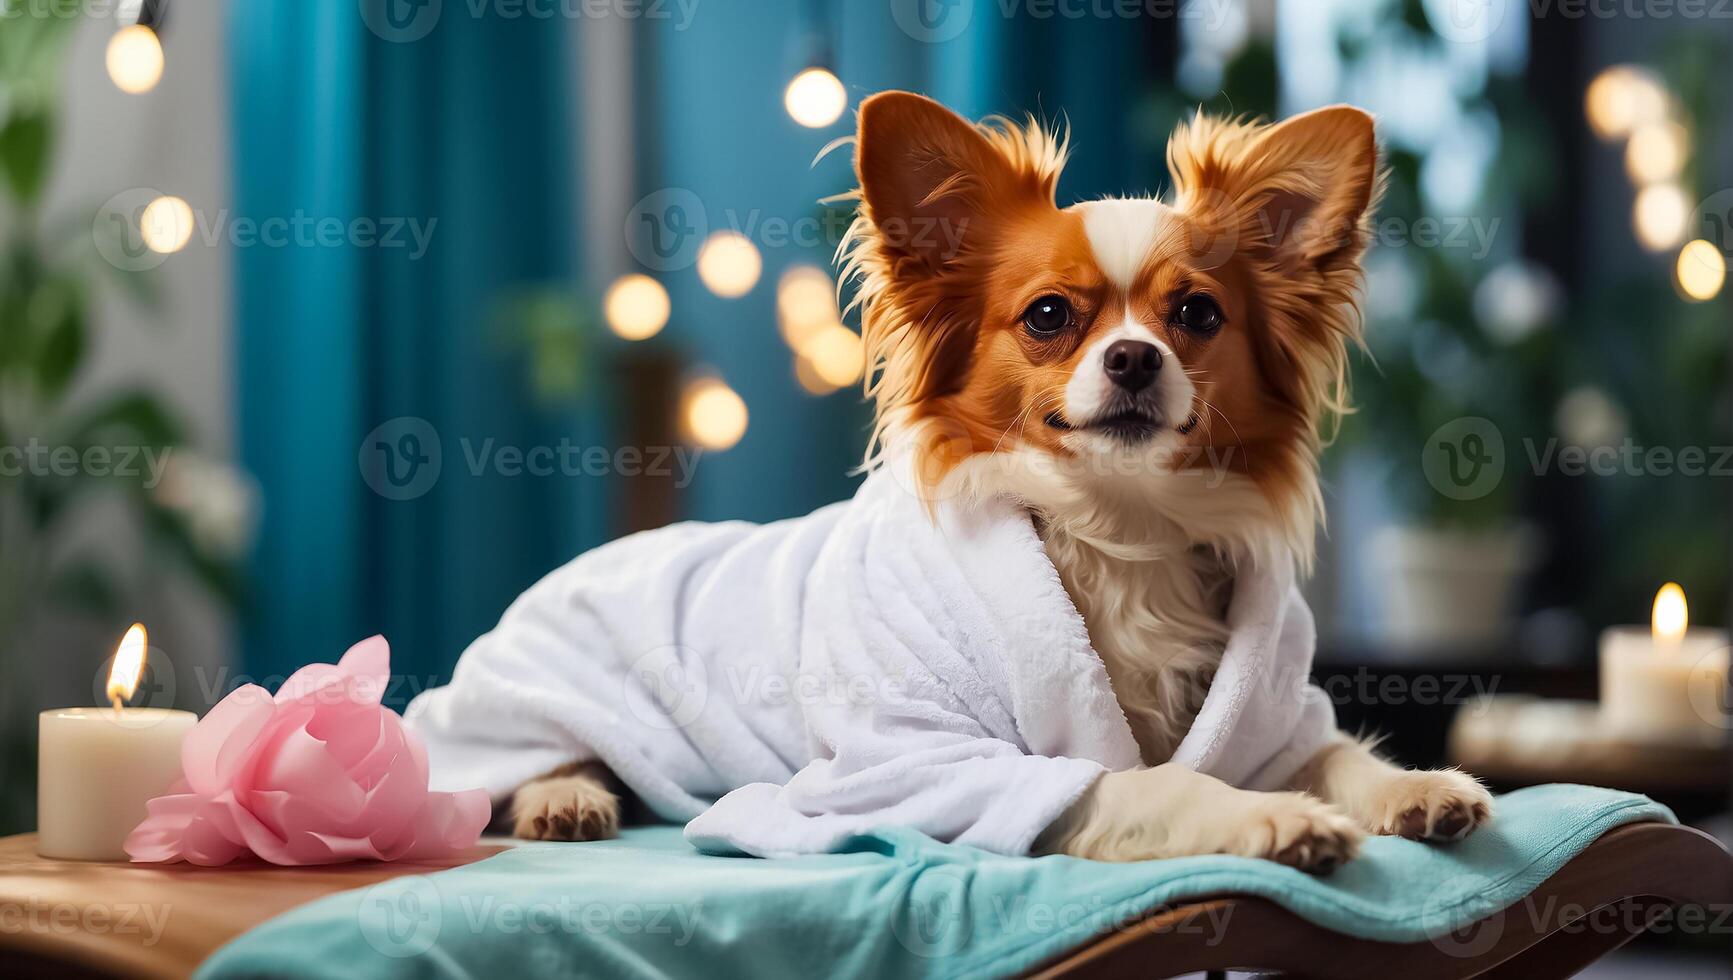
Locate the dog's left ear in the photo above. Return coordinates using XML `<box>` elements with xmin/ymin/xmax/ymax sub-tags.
<box><xmin>1169</xmin><ymin>105</ymin><xmax>1380</xmax><ymax>277</ymax></box>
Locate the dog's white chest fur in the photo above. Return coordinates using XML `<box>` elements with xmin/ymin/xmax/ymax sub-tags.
<box><xmin>1040</xmin><ymin>522</ymin><xmax>1231</xmax><ymax>765</ymax></box>
<box><xmin>949</xmin><ymin>450</ymin><xmax>1302</xmax><ymax>766</ymax></box>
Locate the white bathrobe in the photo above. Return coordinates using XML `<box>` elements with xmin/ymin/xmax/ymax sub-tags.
<box><xmin>405</xmin><ymin>465</ymin><xmax>1338</xmax><ymax>857</ymax></box>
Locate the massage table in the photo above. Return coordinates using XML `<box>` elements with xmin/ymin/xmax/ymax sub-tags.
<box><xmin>1</xmin><ymin>791</ymin><xmax>1729</xmax><ymax>979</ymax></box>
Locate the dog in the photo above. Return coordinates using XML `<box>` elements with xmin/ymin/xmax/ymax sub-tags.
<box><xmin>506</xmin><ymin>92</ymin><xmax>1491</xmax><ymax>872</ymax></box>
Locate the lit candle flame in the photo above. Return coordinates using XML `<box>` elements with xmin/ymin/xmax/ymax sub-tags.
<box><xmin>107</xmin><ymin>623</ymin><xmax>149</xmax><ymax>710</ymax></box>
<box><xmin>1652</xmin><ymin>583</ymin><xmax>1687</xmax><ymax>646</ymax></box>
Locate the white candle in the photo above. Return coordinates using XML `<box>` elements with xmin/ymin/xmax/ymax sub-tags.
<box><xmin>1600</xmin><ymin>583</ymin><xmax>1730</xmax><ymax>743</ymax></box>
<box><xmin>36</xmin><ymin>624</ymin><xmax>196</xmax><ymax>861</ymax></box>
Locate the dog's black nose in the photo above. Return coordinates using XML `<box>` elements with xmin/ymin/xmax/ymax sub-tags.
<box><xmin>1103</xmin><ymin>339</ymin><xmax>1161</xmax><ymax>392</ymax></box>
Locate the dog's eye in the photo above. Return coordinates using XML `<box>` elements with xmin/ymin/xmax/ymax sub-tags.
<box><xmin>1175</xmin><ymin>294</ymin><xmax>1223</xmax><ymax>336</ymax></box>
<box><xmin>1022</xmin><ymin>295</ymin><xmax>1072</xmax><ymax>338</ymax></box>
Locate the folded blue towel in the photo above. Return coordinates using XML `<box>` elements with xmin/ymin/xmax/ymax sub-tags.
<box><xmin>196</xmin><ymin>784</ymin><xmax>1672</xmax><ymax>979</ymax></box>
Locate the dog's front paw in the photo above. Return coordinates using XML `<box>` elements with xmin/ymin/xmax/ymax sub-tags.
<box><xmin>1365</xmin><ymin>769</ymin><xmax>1492</xmax><ymax>842</ymax></box>
<box><xmin>1226</xmin><ymin>792</ymin><xmax>1364</xmax><ymax>875</ymax></box>
<box><xmin>511</xmin><ymin>774</ymin><xmax>621</xmax><ymax>842</ymax></box>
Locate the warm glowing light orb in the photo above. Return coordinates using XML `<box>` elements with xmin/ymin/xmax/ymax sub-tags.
<box><xmin>1652</xmin><ymin>582</ymin><xmax>1688</xmax><ymax>643</ymax></box>
<box><xmin>784</xmin><ymin>67</ymin><xmax>848</xmax><ymax>129</ymax></box>
<box><xmin>1625</xmin><ymin>121</ymin><xmax>1689</xmax><ymax>185</ymax></box>
<box><xmin>696</xmin><ymin>231</ymin><xmax>761</xmax><ymax>298</ymax></box>
<box><xmin>682</xmin><ymin>378</ymin><xmax>748</xmax><ymax>451</ymax></box>
<box><xmin>140</xmin><ymin>195</ymin><xmax>194</xmax><ymax>254</ymax></box>
<box><xmin>106</xmin><ymin>25</ymin><xmax>164</xmax><ymax>95</ymax></box>
<box><xmin>1676</xmin><ymin>240</ymin><xmax>1726</xmax><ymax>302</ymax></box>
<box><xmin>603</xmin><ymin>274</ymin><xmax>671</xmax><ymax>340</ymax></box>
<box><xmin>1585</xmin><ymin>65</ymin><xmax>1668</xmax><ymax>141</ymax></box>
<box><xmin>777</xmin><ymin>264</ymin><xmax>840</xmax><ymax>348</ymax></box>
<box><xmin>804</xmin><ymin>324</ymin><xmax>864</xmax><ymax>387</ymax></box>
<box><xmin>1632</xmin><ymin>183</ymin><xmax>1690</xmax><ymax>252</ymax></box>
<box><xmin>794</xmin><ymin>355</ymin><xmax>841</xmax><ymax>395</ymax></box>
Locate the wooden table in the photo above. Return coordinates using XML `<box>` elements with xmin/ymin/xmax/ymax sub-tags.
<box><xmin>0</xmin><ymin>834</ymin><xmax>502</xmax><ymax>979</ymax></box>
<box><xmin>3</xmin><ymin>823</ymin><xmax>1729</xmax><ymax>979</ymax></box>
<box><xmin>1449</xmin><ymin>696</ymin><xmax>1730</xmax><ymax>795</ymax></box>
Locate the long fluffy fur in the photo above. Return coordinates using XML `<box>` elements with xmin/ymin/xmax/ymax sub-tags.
<box><xmin>838</xmin><ymin>113</ymin><xmax>1071</xmax><ymax>474</ymax></box>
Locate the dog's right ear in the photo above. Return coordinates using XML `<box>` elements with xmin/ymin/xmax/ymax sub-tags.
<box><xmin>855</xmin><ymin>92</ymin><xmax>1054</xmax><ymax>275</ymax></box>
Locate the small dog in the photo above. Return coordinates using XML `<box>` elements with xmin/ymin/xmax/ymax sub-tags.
<box><xmin>511</xmin><ymin>92</ymin><xmax>1491</xmax><ymax>871</ymax></box>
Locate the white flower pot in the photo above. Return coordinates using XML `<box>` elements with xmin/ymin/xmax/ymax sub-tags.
<box><xmin>1368</xmin><ymin>524</ymin><xmax>1538</xmax><ymax>652</ymax></box>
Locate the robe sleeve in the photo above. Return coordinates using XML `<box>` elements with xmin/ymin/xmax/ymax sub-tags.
<box><xmin>682</xmin><ymin>679</ymin><xmax>1107</xmax><ymax>857</ymax></box>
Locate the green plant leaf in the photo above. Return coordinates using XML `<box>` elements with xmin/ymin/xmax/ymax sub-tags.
<box><xmin>31</xmin><ymin>279</ymin><xmax>84</xmax><ymax>400</ymax></box>
<box><xmin>0</xmin><ymin>111</ymin><xmax>51</xmax><ymax>205</ymax></box>
<box><xmin>61</xmin><ymin>390</ymin><xmax>185</xmax><ymax>449</ymax></box>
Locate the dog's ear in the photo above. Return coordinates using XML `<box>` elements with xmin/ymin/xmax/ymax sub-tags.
<box><xmin>1169</xmin><ymin>105</ymin><xmax>1380</xmax><ymax>277</ymax></box>
<box><xmin>855</xmin><ymin>91</ymin><xmax>1056</xmax><ymax>274</ymax></box>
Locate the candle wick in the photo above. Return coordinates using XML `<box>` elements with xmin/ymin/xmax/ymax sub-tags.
<box><xmin>110</xmin><ymin>695</ymin><xmax>123</xmax><ymax>717</ymax></box>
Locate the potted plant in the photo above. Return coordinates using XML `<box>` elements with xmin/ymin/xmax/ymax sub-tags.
<box><xmin>0</xmin><ymin>4</ymin><xmax>246</xmax><ymax>834</ymax></box>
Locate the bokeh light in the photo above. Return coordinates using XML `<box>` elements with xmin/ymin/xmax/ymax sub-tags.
<box><xmin>682</xmin><ymin>378</ymin><xmax>749</xmax><ymax>451</ymax></box>
<box><xmin>1624</xmin><ymin>121</ymin><xmax>1689</xmax><ymax>185</ymax></box>
<box><xmin>777</xmin><ymin>264</ymin><xmax>840</xmax><ymax>349</ymax></box>
<box><xmin>106</xmin><ymin>25</ymin><xmax>164</xmax><ymax>95</ymax></box>
<box><xmin>1555</xmin><ymin>385</ymin><xmax>1628</xmax><ymax>452</ymax></box>
<box><xmin>784</xmin><ymin>67</ymin><xmax>847</xmax><ymax>129</ymax></box>
<box><xmin>1632</xmin><ymin>183</ymin><xmax>1690</xmax><ymax>252</ymax></box>
<box><xmin>603</xmin><ymin>273</ymin><xmax>671</xmax><ymax>340</ymax></box>
<box><xmin>140</xmin><ymin>195</ymin><xmax>194</xmax><ymax>254</ymax></box>
<box><xmin>696</xmin><ymin>231</ymin><xmax>761</xmax><ymax>298</ymax></box>
<box><xmin>794</xmin><ymin>356</ymin><xmax>841</xmax><ymax>396</ymax></box>
<box><xmin>803</xmin><ymin>324</ymin><xmax>865</xmax><ymax>388</ymax></box>
<box><xmin>1676</xmin><ymin>239</ymin><xmax>1726</xmax><ymax>302</ymax></box>
<box><xmin>1585</xmin><ymin>66</ymin><xmax>1669</xmax><ymax>141</ymax></box>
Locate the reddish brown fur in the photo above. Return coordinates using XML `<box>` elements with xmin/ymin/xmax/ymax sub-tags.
<box><xmin>842</xmin><ymin>93</ymin><xmax>1382</xmax><ymax>531</ymax></box>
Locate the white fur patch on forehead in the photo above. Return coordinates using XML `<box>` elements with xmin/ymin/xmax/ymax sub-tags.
<box><xmin>1074</xmin><ymin>198</ymin><xmax>1171</xmax><ymax>291</ymax></box>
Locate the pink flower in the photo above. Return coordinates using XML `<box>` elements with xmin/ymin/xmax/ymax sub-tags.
<box><xmin>125</xmin><ymin>637</ymin><xmax>490</xmax><ymax>866</ymax></box>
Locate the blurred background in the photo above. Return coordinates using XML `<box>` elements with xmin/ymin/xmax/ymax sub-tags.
<box><xmin>0</xmin><ymin>0</ymin><xmax>1730</xmax><ymax>972</ymax></box>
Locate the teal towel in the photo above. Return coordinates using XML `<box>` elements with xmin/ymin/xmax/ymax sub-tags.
<box><xmin>197</xmin><ymin>784</ymin><xmax>1672</xmax><ymax>979</ymax></box>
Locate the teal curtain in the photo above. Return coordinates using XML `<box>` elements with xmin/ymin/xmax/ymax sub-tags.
<box><xmin>230</xmin><ymin>7</ymin><xmax>606</xmax><ymax>692</ymax></box>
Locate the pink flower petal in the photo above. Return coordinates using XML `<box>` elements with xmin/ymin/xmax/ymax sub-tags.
<box><xmin>382</xmin><ymin>789</ymin><xmax>491</xmax><ymax>861</ymax></box>
<box><xmin>356</xmin><ymin>744</ymin><xmax>433</xmax><ymax>848</ymax></box>
<box><xmin>336</xmin><ymin>635</ymin><xmax>392</xmax><ymax>705</ymax></box>
<box><xmin>182</xmin><ymin>685</ymin><xmax>276</xmax><ymax>796</ymax></box>
<box><xmin>343</xmin><ymin>711</ymin><xmax>408</xmax><ymax>788</ymax></box>
<box><xmin>125</xmin><ymin>635</ymin><xmax>489</xmax><ymax>867</ymax></box>
<box><xmin>124</xmin><ymin>793</ymin><xmax>202</xmax><ymax>863</ymax></box>
<box><xmin>305</xmin><ymin>696</ymin><xmax>385</xmax><ymax>773</ymax></box>
<box><xmin>180</xmin><ymin>811</ymin><xmax>247</xmax><ymax>866</ymax></box>
<box><xmin>272</xmin><ymin>663</ymin><xmax>348</xmax><ymax>704</ymax></box>
<box><xmin>253</xmin><ymin>727</ymin><xmax>367</xmax><ymax>823</ymax></box>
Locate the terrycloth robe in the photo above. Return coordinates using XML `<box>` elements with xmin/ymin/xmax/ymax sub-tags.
<box><xmin>404</xmin><ymin>466</ymin><xmax>1338</xmax><ymax>857</ymax></box>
